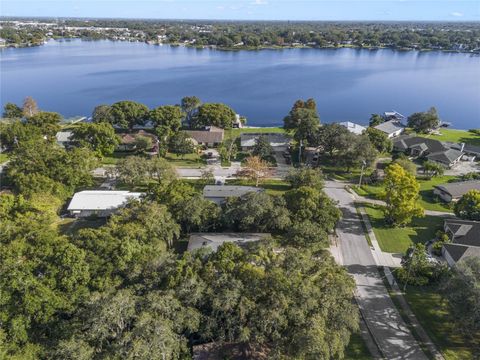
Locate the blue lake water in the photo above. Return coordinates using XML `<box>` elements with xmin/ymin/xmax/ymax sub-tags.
<box><xmin>1</xmin><ymin>39</ymin><xmax>479</xmax><ymax>128</ymax></box>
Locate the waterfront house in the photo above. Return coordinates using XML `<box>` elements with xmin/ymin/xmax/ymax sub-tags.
<box><xmin>383</xmin><ymin>111</ymin><xmax>405</xmax><ymax>122</ymax></box>
<box><xmin>55</xmin><ymin>130</ymin><xmax>73</xmax><ymax>148</ymax></box>
<box><xmin>374</xmin><ymin>120</ymin><xmax>405</xmax><ymax>138</ymax></box>
<box><xmin>240</xmin><ymin>133</ymin><xmax>290</xmax><ymax>152</ymax></box>
<box><xmin>338</xmin><ymin>121</ymin><xmax>366</xmax><ymax>135</ymax></box>
<box><xmin>433</xmin><ymin>180</ymin><xmax>480</xmax><ymax>202</ymax></box>
<box><xmin>184</xmin><ymin>126</ymin><xmax>224</xmax><ymax>147</ymax></box>
<box><xmin>187</xmin><ymin>233</ymin><xmax>270</xmax><ymax>252</ymax></box>
<box><xmin>117</xmin><ymin>130</ymin><xmax>159</xmax><ymax>153</ymax></box>
<box><xmin>203</xmin><ymin>185</ymin><xmax>264</xmax><ymax>205</ymax></box>
<box><xmin>442</xmin><ymin>219</ymin><xmax>480</xmax><ymax>267</ymax></box>
<box><xmin>67</xmin><ymin>190</ymin><xmax>143</xmax><ymax>218</ymax></box>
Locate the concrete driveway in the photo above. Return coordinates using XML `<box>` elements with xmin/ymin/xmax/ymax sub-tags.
<box><xmin>325</xmin><ymin>181</ymin><xmax>427</xmax><ymax>360</ymax></box>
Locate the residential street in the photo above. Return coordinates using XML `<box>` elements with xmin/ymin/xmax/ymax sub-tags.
<box><xmin>324</xmin><ymin>180</ymin><xmax>428</xmax><ymax>360</ymax></box>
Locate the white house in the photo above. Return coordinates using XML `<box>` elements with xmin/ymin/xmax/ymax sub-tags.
<box><xmin>338</xmin><ymin>121</ymin><xmax>366</xmax><ymax>135</ymax></box>
<box><xmin>67</xmin><ymin>190</ymin><xmax>143</xmax><ymax>217</ymax></box>
<box><xmin>203</xmin><ymin>185</ymin><xmax>264</xmax><ymax>205</ymax></box>
<box><xmin>187</xmin><ymin>233</ymin><xmax>270</xmax><ymax>252</ymax></box>
<box><xmin>374</xmin><ymin>120</ymin><xmax>405</xmax><ymax>138</ymax></box>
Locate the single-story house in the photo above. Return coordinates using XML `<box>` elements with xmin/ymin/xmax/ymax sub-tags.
<box><xmin>374</xmin><ymin>120</ymin><xmax>405</xmax><ymax>138</ymax></box>
<box><xmin>55</xmin><ymin>131</ymin><xmax>73</xmax><ymax>148</ymax></box>
<box><xmin>187</xmin><ymin>232</ymin><xmax>270</xmax><ymax>252</ymax></box>
<box><xmin>442</xmin><ymin>219</ymin><xmax>480</xmax><ymax>267</ymax></box>
<box><xmin>338</xmin><ymin>121</ymin><xmax>366</xmax><ymax>135</ymax></box>
<box><xmin>184</xmin><ymin>126</ymin><xmax>224</xmax><ymax>147</ymax></box>
<box><xmin>240</xmin><ymin>133</ymin><xmax>290</xmax><ymax>152</ymax></box>
<box><xmin>433</xmin><ymin>180</ymin><xmax>480</xmax><ymax>202</ymax></box>
<box><xmin>203</xmin><ymin>185</ymin><xmax>264</xmax><ymax>205</ymax></box>
<box><xmin>67</xmin><ymin>190</ymin><xmax>143</xmax><ymax>217</ymax></box>
<box><xmin>117</xmin><ymin>130</ymin><xmax>159</xmax><ymax>153</ymax></box>
<box><xmin>383</xmin><ymin>111</ymin><xmax>405</xmax><ymax>122</ymax></box>
<box><xmin>463</xmin><ymin>144</ymin><xmax>480</xmax><ymax>157</ymax></box>
<box><xmin>393</xmin><ymin>136</ymin><xmax>465</xmax><ymax>168</ymax></box>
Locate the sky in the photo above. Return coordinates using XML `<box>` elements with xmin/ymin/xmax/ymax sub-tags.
<box><xmin>1</xmin><ymin>0</ymin><xmax>479</xmax><ymax>21</ymax></box>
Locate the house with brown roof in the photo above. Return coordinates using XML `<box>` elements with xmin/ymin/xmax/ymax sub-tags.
<box><xmin>184</xmin><ymin>126</ymin><xmax>224</xmax><ymax>147</ymax></box>
<box><xmin>442</xmin><ymin>219</ymin><xmax>480</xmax><ymax>267</ymax></box>
<box><xmin>117</xmin><ymin>130</ymin><xmax>159</xmax><ymax>153</ymax></box>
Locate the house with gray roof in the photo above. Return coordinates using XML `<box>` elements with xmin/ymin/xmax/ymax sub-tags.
<box><xmin>187</xmin><ymin>233</ymin><xmax>270</xmax><ymax>252</ymax></box>
<box><xmin>442</xmin><ymin>219</ymin><xmax>480</xmax><ymax>267</ymax></box>
<box><xmin>240</xmin><ymin>133</ymin><xmax>290</xmax><ymax>152</ymax></box>
<box><xmin>393</xmin><ymin>136</ymin><xmax>465</xmax><ymax>168</ymax></box>
<box><xmin>184</xmin><ymin>126</ymin><xmax>224</xmax><ymax>147</ymax></box>
<box><xmin>433</xmin><ymin>180</ymin><xmax>480</xmax><ymax>202</ymax></box>
<box><xmin>203</xmin><ymin>185</ymin><xmax>264</xmax><ymax>205</ymax></box>
<box><xmin>374</xmin><ymin>120</ymin><xmax>405</xmax><ymax>138</ymax></box>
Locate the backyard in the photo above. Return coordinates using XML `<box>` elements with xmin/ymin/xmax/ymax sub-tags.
<box><xmin>362</xmin><ymin>203</ymin><xmax>444</xmax><ymax>253</ymax></box>
<box><xmin>419</xmin><ymin>129</ymin><xmax>480</xmax><ymax>147</ymax></box>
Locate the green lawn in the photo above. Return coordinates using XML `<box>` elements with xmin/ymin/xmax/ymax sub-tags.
<box><xmin>58</xmin><ymin>218</ymin><xmax>106</xmax><ymax>236</ymax></box>
<box><xmin>0</xmin><ymin>152</ymin><xmax>9</xmax><ymax>164</ymax></box>
<box><xmin>225</xmin><ymin>126</ymin><xmax>286</xmax><ymax>140</ymax></box>
<box><xmin>419</xmin><ymin>129</ymin><xmax>480</xmax><ymax>147</ymax></box>
<box><xmin>363</xmin><ymin>203</ymin><xmax>444</xmax><ymax>253</ymax></box>
<box><xmin>344</xmin><ymin>332</ymin><xmax>372</xmax><ymax>360</ymax></box>
<box><xmin>101</xmin><ymin>152</ymin><xmax>133</xmax><ymax>165</ymax></box>
<box><xmin>163</xmin><ymin>152</ymin><xmax>206</xmax><ymax>167</ymax></box>
<box><xmin>352</xmin><ymin>175</ymin><xmax>457</xmax><ymax>212</ymax></box>
<box><xmin>403</xmin><ymin>286</ymin><xmax>479</xmax><ymax>360</ymax></box>
<box><xmin>226</xmin><ymin>178</ymin><xmax>292</xmax><ymax>196</ymax></box>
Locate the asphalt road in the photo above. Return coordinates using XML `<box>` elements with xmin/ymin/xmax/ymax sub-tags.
<box><xmin>325</xmin><ymin>180</ymin><xmax>427</xmax><ymax>360</ymax></box>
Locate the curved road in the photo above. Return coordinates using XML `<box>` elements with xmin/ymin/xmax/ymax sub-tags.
<box><xmin>325</xmin><ymin>180</ymin><xmax>427</xmax><ymax>360</ymax></box>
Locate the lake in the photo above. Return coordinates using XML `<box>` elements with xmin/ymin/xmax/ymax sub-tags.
<box><xmin>1</xmin><ymin>39</ymin><xmax>479</xmax><ymax>128</ymax></box>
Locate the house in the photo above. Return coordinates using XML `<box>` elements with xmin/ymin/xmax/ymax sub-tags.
<box><xmin>117</xmin><ymin>130</ymin><xmax>159</xmax><ymax>153</ymax></box>
<box><xmin>203</xmin><ymin>185</ymin><xmax>264</xmax><ymax>205</ymax></box>
<box><xmin>374</xmin><ymin>120</ymin><xmax>405</xmax><ymax>138</ymax></box>
<box><xmin>383</xmin><ymin>111</ymin><xmax>406</xmax><ymax>122</ymax></box>
<box><xmin>67</xmin><ymin>190</ymin><xmax>143</xmax><ymax>217</ymax></box>
<box><xmin>338</xmin><ymin>121</ymin><xmax>366</xmax><ymax>135</ymax></box>
<box><xmin>55</xmin><ymin>131</ymin><xmax>73</xmax><ymax>148</ymax></box>
<box><xmin>233</xmin><ymin>114</ymin><xmax>243</xmax><ymax>128</ymax></box>
<box><xmin>184</xmin><ymin>126</ymin><xmax>224</xmax><ymax>147</ymax></box>
<box><xmin>433</xmin><ymin>180</ymin><xmax>480</xmax><ymax>202</ymax></box>
<box><xmin>442</xmin><ymin>219</ymin><xmax>480</xmax><ymax>267</ymax></box>
<box><xmin>393</xmin><ymin>136</ymin><xmax>464</xmax><ymax>168</ymax></box>
<box><xmin>240</xmin><ymin>133</ymin><xmax>290</xmax><ymax>152</ymax></box>
<box><xmin>188</xmin><ymin>233</ymin><xmax>270</xmax><ymax>252</ymax></box>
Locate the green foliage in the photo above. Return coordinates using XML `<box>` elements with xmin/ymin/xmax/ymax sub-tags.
<box><xmin>393</xmin><ymin>156</ymin><xmax>417</xmax><ymax>176</ymax></box>
<box><xmin>369</xmin><ymin>113</ymin><xmax>384</xmax><ymax>127</ymax></box>
<box><xmin>0</xmin><ymin>120</ymin><xmax>43</xmax><ymax>150</ymax></box>
<box><xmin>283</xmin><ymin>99</ymin><xmax>320</xmax><ymax>144</ymax></box>
<box><xmin>169</xmin><ymin>131</ymin><xmax>195</xmax><ymax>157</ymax></box>
<box><xmin>454</xmin><ymin>189</ymin><xmax>480</xmax><ymax>221</ymax></box>
<box><xmin>2</xmin><ymin>102</ymin><xmax>23</xmax><ymax>119</ymax></box>
<box><xmin>115</xmin><ymin>155</ymin><xmax>177</xmax><ymax>186</ymax></box>
<box><xmin>91</xmin><ymin>104</ymin><xmax>113</xmax><ymax>124</ymax></box>
<box><xmin>338</xmin><ymin>134</ymin><xmax>378</xmax><ymax>170</ymax></box>
<box><xmin>251</xmin><ymin>134</ymin><xmax>274</xmax><ymax>161</ymax></box>
<box><xmin>440</xmin><ymin>257</ymin><xmax>480</xmax><ymax>338</ymax></box>
<box><xmin>285</xmin><ymin>167</ymin><xmax>324</xmax><ymax>189</ymax></box>
<box><xmin>71</xmin><ymin>122</ymin><xmax>119</xmax><ymax>157</ymax></box>
<box><xmin>192</xmin><ymin>103</ymin><xmax>236</xmax><ymax>129</ymax></box>
<box><xmin>383</xmin><ymin>163</ymin><xmax>424</xmax><ymax>226</ymax></box>
<box><xmin>218</xmin><ymin>137</ymin><xmax>238</xmax><ymax>163</ymax></box>
<box><xmin>396</xmin><ymin>243</ymin><xmax>445</xmax><ymax>286</ymax></box>
<box><xmin>422</xmin><ymin>160</ymin><xmax>445</xmax><ymax>178</ymax></box>
<box><xmin>181</xmin><ymin>96</ymin><xmax>201</xmax><ymax>125</ymax></box>
<box><xmin>365</xmin><ymin>127</ymin><xmax>392</xmax><ymax>153</ymax></box>
<box><xmin>285</xmin><ymin>220</ymin><xmax>328</xmax><ymax>248</ymax></box>
<box><xmin>110</xmin><ymin>100</ymin><xmax>149</xmax><ymax>130</ymax></box>
<box><xmin>149</xmin><ymin>105</ymin><xmax>183</xmax><ymax>134</ymax></box>
<box><xmin>314</xmin><ymin>123</ymin><xmax>352</xmax><ymax>156</ymax></box>
<box><xmin>222</xmin><ymin>191</ymin><xmax>291</xmax><ymax>232</ymax></box>
<box><xmin>24</xmin><ymin>111</ymin><xmax>62</xmax><ymax>140</ymax></box>
<box><xmin>407</xmin><ymin>107</ymin><xmax>440</xmax><ymax>133</ymax></box>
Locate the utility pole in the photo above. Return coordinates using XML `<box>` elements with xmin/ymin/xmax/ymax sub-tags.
<box><xmin>358</xmin><ymin>160</ymin><xmax>366</xmax><ymax>187</ymax></box>
<box><xmin>298</xmin><ymin>139</ymin><xmax>303</xmax><ymax>165</ymax></box>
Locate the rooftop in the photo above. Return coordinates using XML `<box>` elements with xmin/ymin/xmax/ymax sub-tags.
<box><xmin>338</xmin><ymin>121</ymin><xmax>366</xmax><ymax>135</ymax></box>
<box><xmin>445</xmin><ymin>219</ymin><xmax>480</xmax><ymax>247</ymax></box>
<box><xmin>240</xmin><ymin>133</ymin><xmax>290</xmax><ymax>148</ymax></box>
<box><xmin>203</xmin><ymin>185</ymin><xmax>264</xmax><ymax>199</ymax></box>
<box><xmin>443</xmin><ymin>243</ymin><xmax>480</xmax><ymax>264</ymax></box>
<box><xmin>434</xmin><ymin>180</ymin><xmax>480</xmax><ymax>198</ymax></box>
<box><xmin>67</xmin><ymin>190</ymin><xmax>143</xmax><ymax>211</ymax></box>
<box><xmin>374</xmin><ymin>120</ymin><xmax>405</xmax><ymax>135</ymax></box>
<box><xmin>184</xmin><ymin>127</ymin><xmax>224</xmax><ymax>144</ymax></box>
<box><xmin>188</xmin><ymin>232</ymin><xmax>270</xmax><ymax>252</ymax></box>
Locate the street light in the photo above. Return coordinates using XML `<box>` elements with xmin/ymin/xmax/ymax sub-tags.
<box><xmin>358</xmin><ymin>160</ymin><xmax>367</xmax><ymax>187</ymax></box>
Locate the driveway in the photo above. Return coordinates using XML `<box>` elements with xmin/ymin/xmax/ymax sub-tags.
<box><xmin>325</xmin><ymin>181</ymin><xmax>427</xmax><ymax>360</ymax></box>
<box><xmin>445</xmin><ymin>160</ymin><xmax>480</xmax><ymax>176</ymax></box>
<box><xmin>176</xmin><ymin>162</ymin><xmax>242</xmax><ymax>178</ymax></box>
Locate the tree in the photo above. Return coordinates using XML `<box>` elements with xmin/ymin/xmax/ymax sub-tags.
<box><xmin>3</xmin><ymin>102</ymin><xmax>23</xmax><ymax>118</ymax></box>
<box><xmin>116</xmin><ymin>156</ymin><xmax>150</xmax><ymax>186</ymax></box>
<box><xmin>222</xmin><ymin>191</ymin><xmax>291</xmax><ymax>232</ymax></box>
<box><xmin>285</xmin><ymin>220</ymin><xmax>328</xmax><ymax>248</ymax></box>
<box><xmin>454</xmin><ymin>190</ymin><xmax>480</xmax><ymax>221</ymax></box>
<box><xmin>284</xmin><ymin>186</ymin><xmax>341</xmax><ymax>230</ymax></box>
<box><xmin>192</xmin><ymin>103</ymin><xmax>237</xmax><ymax>129</ymax></box>
<box><xmin>71</xmin><ymin>122</ymin><xmax>119</xmax><ymax>157</ymax></box>
<box><xmin>169</xmin><ymin>132</ymin><xmax>195</xmax><ymax>158</ymax></box>
<box><xmin>22</xmin><ymin>96</ymin><xmax>39</xmax><ymax>117</ymax></box>
<box><xmin>218</xmin><ymin>137</ymin><xmax>238</xmax><ymax>163</ymax></box>
<box><xmin>285</xmin><ymin>167</ymin><xmax>324</xmax><ymax>189</ymax></box>
<box><xmin>393</xmin><ymin>156</ymin><xmax>417</xmax><ymax>176</ymax></box>
<box><xmin>383</xmin><ymin>163</ymin><xmax>424</xmax><ymax>226</ymax></box>
<box><xmin>338</xmin><ymin>134</ymin><xmax>378</xmax><ymax>170</ymax></box>
<box><xmin>396</xmin><ymin>243</ymin><xmax>444</xmax><ymax>286</ymax></box>
<box><xmin>92</xmin><ymin>104</ymin><xmax>113</xmax><ymax>124</ymax></box>
<box><xmin>110</xmin><ymin>101</ymin><xmax>149</xmax><ymax>130</ymax></box>
<box><xmin>149</xmin><ymin>105</ymin><xmax>183</xmax><ymax>134</ymax></box>
<box><xmin>0</xmin><ymin>120</ymin><xmax>43</xmax><ymax>150</ymax></box>
<box><xmin>147</xmin><ymin>156</ymin><xmax>177</xmax><ymax>185</ymax></box>
<box><xmin>174</xmin><ymin>195</ymin><xmax>221</xmax><ymax>233</ymax></box>
<box><xmin>422</xmin><ymin>160</ymin><xmax>444</xmax><ymax>178</ymax></box>
<box><xmin>25</xmin><ymin>111</ymin><xmax>61</xmax><ymax>140</ymax></box>
<box><xmin>365</xmin><ymin>127</ymin><xmax>392</xmax><ymax>153</ymax></box>
<box><xmin>200</xmin><ymin>168</ymin><xmax>215</xmax><ymax>186</ymax></box>
<box><xmin>407</xmin><ymin>107</ymin><xmax>440</xmax><ymax>133</ymax></box>
<box><xmin>369</xmin><ymin>113</ymin><xmax>384</xmax><ymax>127</ymax></box>
<box><xmin>235</xmin><ymin>156</ymin><xmax>272</xmax><ymax>187</ymax></box>
<box><xmin>440</xmin><ymin>257</ymin><xmax>480</xmax><ymax>337</ymax></box>
<box><xmin>314</xmin><ymin>123</ymin><xmax>352</xmax><ymax>157</ymax></box>
<box><xmin>251</xmin><ymin>134</ymin><xmax>274</xmax><ymax>161</ymax></box>
<box><xmin>134</xmin><ymin>135</ymin><xmax>154</xmax><ymax>153</ymax></box>
<box><xmin>181</xmin><ymin>96</ymin><xmax>201</xmax><ymax>125</ymax></box>
<box><xmin>283</xmin><ymin>99</ymin><xmax>320</xmax><ymax>144</ymax></box>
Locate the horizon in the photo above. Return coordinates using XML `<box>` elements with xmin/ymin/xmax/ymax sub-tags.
<box><xmin>2</xmin><ymin>0</ymin><xmax>479</xmax><ymax>22</ymax></box>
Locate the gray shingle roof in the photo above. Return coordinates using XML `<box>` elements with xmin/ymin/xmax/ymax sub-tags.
<box><xmin>443</xmin><ymin>243</ymin><xmax>480</xmax><ymax>263</ymax></box>
<box><xmin>426</xmin><ymin>148</ymin><xmax>464</xmax><ymax>164</ymax></box>
<box><xmin>187</xmin><ymin>232</ymin><xmax>270</xmax><ymax>252</ymax></box>
<box><xmin>435</xmin><ymin>181</ymin><xmax>480</xmax><ymax>198</ymax></box>
<box><xmin>203</xmin><ymin>185</ymin><xmax>263</xmax><ymax>199</ymax></box>
<box><xmin>184</xmin><ymin>128</ymin><xmax>224</xmax><ymax>144</ymax></box>
<box><xmin>374</xmin><ymin>120</ymin><xmax>405</xmax><ymax>135</ymax></box>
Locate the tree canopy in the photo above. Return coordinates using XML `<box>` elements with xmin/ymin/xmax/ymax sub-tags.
<box><xmin>110</xmin><ymin>100</ymin><xmax>149</xmax><ymax>130</ymax></box>
<box><xmin>71</xmin><ymin>122</ymin><xmax>119</xmax><ymax>157</ymax></box>
<box><xmin>407</xmin><ymin>107</ymin><xmax>440</xmax><ymax>133</ymax></box>
<box><xmin>192</xmin><ymin>103</ymin><xmax>236</xmax><ymax>129</ymax></box>
<box><xmin>454</xmin><ymin>189</ymin><xmax>480</xmax><ymax>221</ymax></box>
